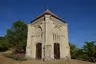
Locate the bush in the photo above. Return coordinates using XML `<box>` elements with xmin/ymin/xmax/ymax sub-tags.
<box><xmin>0</xmin><ymin>37</ymin><xmax>9</xmax><ymax>52</ymax></box>
<box><xmin>3</xmin><ymin>53</ymin><xmax>26</xmax><ymax>61</ymax></box>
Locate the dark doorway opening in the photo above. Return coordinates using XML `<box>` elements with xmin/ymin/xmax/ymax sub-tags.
<box><xmin>54</xmin><ymin>43</ymin><xmax>60</xmax><ymax>59</ymax></box>
<box><xmin>36</xmin><ymin>43</ymin><xmax>42</xmax><ymax>59</ymax></box>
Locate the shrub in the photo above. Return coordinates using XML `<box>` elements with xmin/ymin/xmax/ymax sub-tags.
<box><xmin>3</xmin><ymin>53</ymin><xmax>26</xmax><ymax>61</ymax></box>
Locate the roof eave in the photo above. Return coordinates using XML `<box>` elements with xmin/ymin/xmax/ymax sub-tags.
<box><xmin>31</xmin><ymin>13</ymin><xmax>66</xmax><ymax>23</ymax></box>
<box><xmin>31</xmin><ymin>9</ymin><xmax>66</xmax><ymax>23</ymax></box>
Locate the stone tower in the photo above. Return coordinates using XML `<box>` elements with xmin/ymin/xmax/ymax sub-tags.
<box><xmin>26</xmin><ymin>9</ymin><xmax>70</xmax><ymax>60</ymax></box>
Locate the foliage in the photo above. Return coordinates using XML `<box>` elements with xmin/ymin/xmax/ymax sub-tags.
<box><xmin>70</xmin><ymin>41</ymin><xmax>96</xmax><ymax>63</ymax></box>
<box><xmin>3</xmin><ymin>53</ymin><xmax>26</xmax><ymax>61</ymax></box>
<box><xmin>6</xmin><ymin>20</ymin><xmax>27</xmax><ymax>51</ymax></box>
<box><xmin>69</xmin><ymin>43</ymin><xmax>78</xmax><ymax>59</ymax></box>
<box><xmin>0</xmin><ymin>37</ymin><xmax>9</xmax><ymax>52</ymax></box>
<box><xmin>82</xmin><ymin>41</ymin><xmax>96</xmax><ymax>62</ymax></box>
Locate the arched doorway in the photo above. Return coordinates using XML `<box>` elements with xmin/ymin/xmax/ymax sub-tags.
<box><xmin>36</xmin><ymin>43</ymin><xmax>42</xmax><ymax>59</ymax></box>
<box><xmin>54</xmin><ymin>43</ymin><xmax>60</xmax><ymax>59</ymax></box>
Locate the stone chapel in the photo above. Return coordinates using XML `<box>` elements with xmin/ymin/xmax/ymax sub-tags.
<box><xmin>26</xmin><ymin>9</ymin><xmax>70</xmax><ymax>60</ymax></box>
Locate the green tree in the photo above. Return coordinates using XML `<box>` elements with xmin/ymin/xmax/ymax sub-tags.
<box><xmin>69</xmin><ymin>43</ymin><xmax>79</xmax><ymax>59</ymax></box>
<box><xmin>6</xmin><ymin>20</ymin><xmax>27</xmax><ymax>51</ymax></box>
<box><xmin>82</xmin><ymin>41</ymin><xmax>96</xmax><ymax>62</ymax></box>
<box><xmin>69</xmin><ymin>41</ymin><xmax>96</xmax><ymax>62</ymax></box>
<box><xmin>0</xmin><ymin>37</ymin><xmax>9</xmax><ymax>51</ymax></box>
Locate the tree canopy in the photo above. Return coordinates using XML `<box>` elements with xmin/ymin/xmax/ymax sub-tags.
<box><xmin>0</xmin><ymin>37</ymin><xmax>9</xmax><ymax>51</ymax></box>
<box><xmin>6</xmin><ymin>20</ymin><xmax>27</xmax><ymax>50</ymax></box>
<box><xmin>70</xmin><ymin>41</ymin><xmax>96</xmax><ymax>63</ymax></box>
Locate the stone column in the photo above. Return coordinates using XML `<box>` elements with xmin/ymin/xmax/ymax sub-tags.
<box><xmin>44</xmin><ymin>14</ymin><xmax>53</xmax><ymax>61</ymax></box>
<box><xmin>42</xmin><ymin>20</ymin><xmax>45</xmax><ymax>59</ymax></box>
<box><xmin>26</xmin><ymin>24</ymin><xmax>32</xmax><ymax>58</ymax></box>
<box><xmin>60</xmin><ymin>24</ymin><xmax>70</xmax><ymax>59</ymax></box>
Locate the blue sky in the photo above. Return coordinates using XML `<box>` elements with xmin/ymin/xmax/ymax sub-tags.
<box><xmin>0</xmin><ymin>0</ymin><xmax>96</xmax><ymax>47</ymax></box>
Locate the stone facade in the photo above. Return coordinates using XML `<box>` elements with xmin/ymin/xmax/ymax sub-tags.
<box><xmin>26</xmin><ymin>9</ymin><xmax>70</xmax><ymax>60</ymax></box>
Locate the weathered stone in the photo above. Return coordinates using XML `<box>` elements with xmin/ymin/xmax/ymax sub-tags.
<box><xmin>26</xmin><ymin>9</ymin><xmax>70</xmax><ymax>61</ymax></box>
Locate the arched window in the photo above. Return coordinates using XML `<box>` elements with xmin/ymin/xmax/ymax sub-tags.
<box><xmin>36</xmin><ymin>26</ymin><xmax>42</xmax><ymax>41</ymax></box>
<box><xmin>53</xmin><ymin>27</ymin><xmax>60</xmax><ymax>41</ymax></box>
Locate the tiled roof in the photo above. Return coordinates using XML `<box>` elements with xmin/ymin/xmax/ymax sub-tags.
<box><xmin>31</xmin><ymin>9</ymin><xmax>66</xmax><ymax>23</ymax></box>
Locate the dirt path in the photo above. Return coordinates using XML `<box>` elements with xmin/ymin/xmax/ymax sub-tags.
<box><xmin>0</xmin><ymin>52</ymin><xmax>94</xmax><ymax>64</ymax></box>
